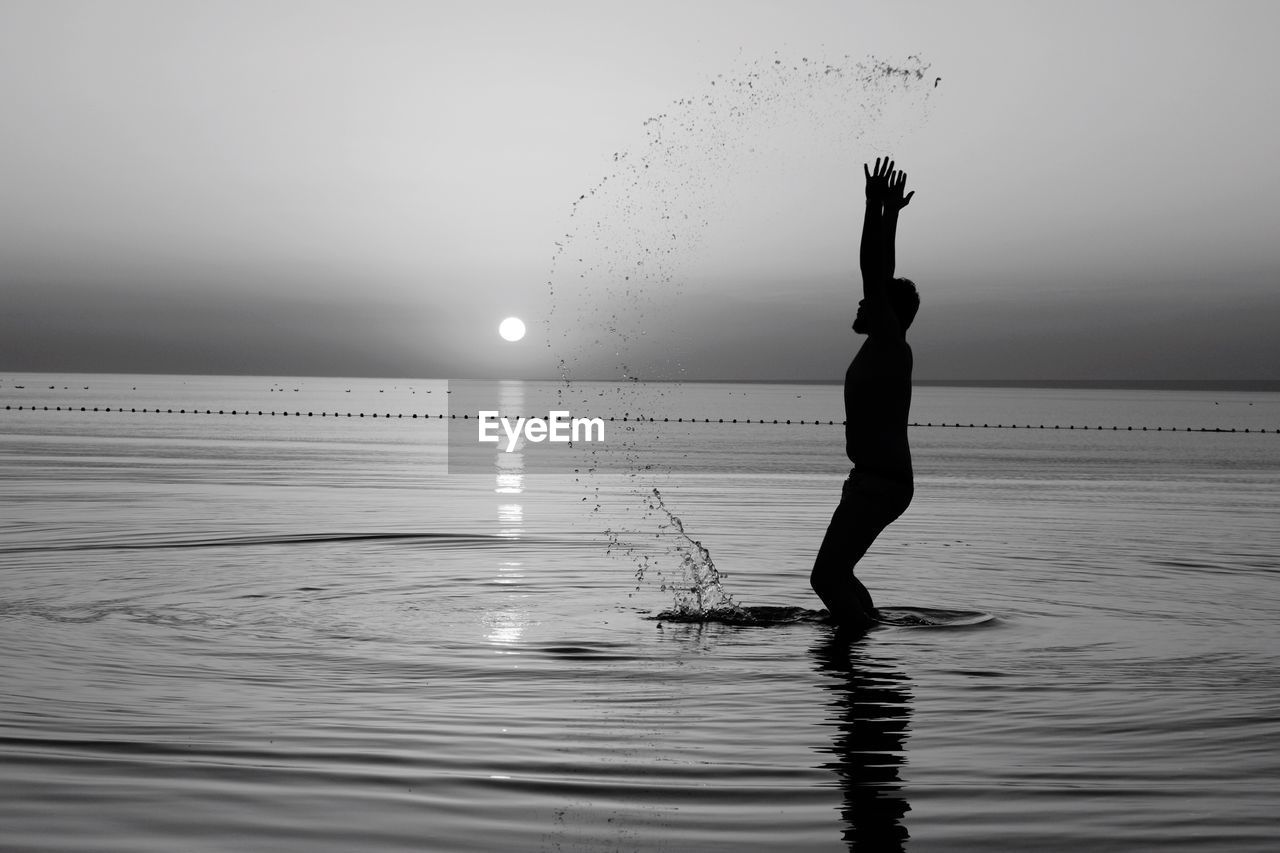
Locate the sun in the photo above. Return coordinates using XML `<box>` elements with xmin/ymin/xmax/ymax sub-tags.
<box><xmin>498</xmin><ymin>316</ymin><xmax>526</xmax><ymax>342</ymax></box>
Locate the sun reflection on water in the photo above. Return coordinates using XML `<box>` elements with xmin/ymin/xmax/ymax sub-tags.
<box><xmin>487</xmin><ymin>380</ymin><xmax>528</xmax><ymax>647</ymax></box>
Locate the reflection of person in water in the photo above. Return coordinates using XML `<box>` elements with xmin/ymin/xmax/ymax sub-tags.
<box><xmin>811</xmin><ymin>157</ymin><xmax>919</xmax><ymax>629</ymax></box>
<box><xmin>812</xmin><ymin>633</ymin><xmax>912</xmax><ymax>850</ymax></box>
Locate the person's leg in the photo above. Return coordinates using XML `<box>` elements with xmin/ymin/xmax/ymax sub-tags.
<box><xmin>811</xmin><ymin>478</ymin><xmax>880</xmax><ymax>628</ymax></box>
<box><xmin>810</xmin><ymin>473</ymin><xmax>910</xmax><ymax>628</ymax></box>
<box><xmin>849</xmin><ymin>573</ymin><xmax>877</xmax><ymax>616</ymax></box>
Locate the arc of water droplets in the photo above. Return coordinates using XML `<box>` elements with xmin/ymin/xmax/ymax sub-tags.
<box><xmin>546</xmin><ymin>53</ymin><xmax>936</xmax><ymax>615</ymax></box>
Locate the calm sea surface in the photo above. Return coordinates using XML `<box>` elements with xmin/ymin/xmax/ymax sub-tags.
<box><xmin>2</xmin><ymin>374</ymin><xmax>1278</xmax><ymax>852</ymax></box>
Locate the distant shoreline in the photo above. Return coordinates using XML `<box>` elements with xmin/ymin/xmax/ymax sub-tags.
<box><xmin>918</xmin><ymin>379</ymin><xmax>1280</xmax><ymax>392</ymax></box>
<box><xmin>689</xmin><ymin>378</ymin><xmax>1280</xmax><ymax>392</ymax></box>
<box><xmin>2</xmin><ymin>370</ymin><xmax>1277</xmax><ymax>393</ymax></box>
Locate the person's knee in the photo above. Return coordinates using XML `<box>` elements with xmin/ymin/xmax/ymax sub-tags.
<box><xmin>810</xmin><ymin>565</ymin><xmax>837</xmax><ymax>595</ymax></box>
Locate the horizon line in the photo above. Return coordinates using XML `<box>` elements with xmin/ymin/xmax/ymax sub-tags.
<box><xmin>2</xmin><ymin>369</ymin><xmax>1278</xmax><ymax>392</ymax></box>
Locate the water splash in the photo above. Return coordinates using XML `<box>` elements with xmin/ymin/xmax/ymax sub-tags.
<box><xmin>652</xmin><ymin>605</ymin><xmax>830</xmax><ymax>627</ymax></box>
<box><xmin>548</xmin><ymin>53</ymin><xmax>936</xmax><ymax>610</ymax></box>
<box><xmin>635</xmin><ymin>488</ymin><xmax>745</xmax><ymax>619</ymax></box>
<box><xmin>546</xmin><ymin>52</ymin><xmax>935</xmax><ymax>381</ymax></box>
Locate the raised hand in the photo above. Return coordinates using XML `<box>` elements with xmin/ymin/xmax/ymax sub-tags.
<box><xmin>864</xmin><ymin>156</ymin><xmax>895</xmax><ymax>201</ymax></box>
<box><xmin>886</xmin><ymin>168</ymin><xmax>914</xmax><ymax>212</ymax></box>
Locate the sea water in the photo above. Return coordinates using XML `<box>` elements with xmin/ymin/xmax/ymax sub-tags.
<box><xmin>2</xmin><ymin>374</ymin><xmax>1279</xmax><ymax>851</ymax></box>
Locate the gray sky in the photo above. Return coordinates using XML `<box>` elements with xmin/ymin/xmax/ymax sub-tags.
<box><xmin>2</xmin><ymin>0</ymin><xmax>1278</xmax><ymax>381</ymax></box>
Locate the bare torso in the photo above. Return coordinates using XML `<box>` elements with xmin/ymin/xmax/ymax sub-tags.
<box><xmin>844</xmin><ymin>336</ymin><xmax>913</xmax><ymax>482</ymax></box>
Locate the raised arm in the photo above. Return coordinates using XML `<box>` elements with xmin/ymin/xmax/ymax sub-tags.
<box><xmin>859</xmin><ymin>158</ymin><xmax>913</xmax><ymax>340</ymax></box>
<box><xmin>860</xmin><ymin>158</ymin><xmax>890</xmax><ymax>285</ymax></box>
<box><xmin>883</xmin><ymin>167</ymin><xmax>914</xmax><ymax>281</ymax></box>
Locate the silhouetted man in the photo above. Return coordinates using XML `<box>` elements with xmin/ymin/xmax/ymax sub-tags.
<box><xmin>811</xmin><ymin>157</ymin><xmax>919</xmax><ymax>629</ymax></box>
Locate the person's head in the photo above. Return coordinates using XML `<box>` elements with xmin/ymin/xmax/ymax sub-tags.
<box><xmin>852</xmin><ymin>278</ymin><xmax>920</xmax><ymax>334</ymax></box>
<box><xmin>890</xmin><ymin>277</ymin><xmax>920</xmax><ymax>330</ymax></box>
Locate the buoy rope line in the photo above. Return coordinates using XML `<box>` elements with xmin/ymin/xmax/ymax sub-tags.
<box><xmin>2</xmin><ymin>405</ymin><xmax>1274</xmax><ymax>434</ymax></box>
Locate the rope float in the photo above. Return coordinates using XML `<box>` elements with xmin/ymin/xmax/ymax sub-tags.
<box><xmin>1</xmin><ymin>404</ymin><xmax>1273</xmax><ymax>433</ymax></box>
